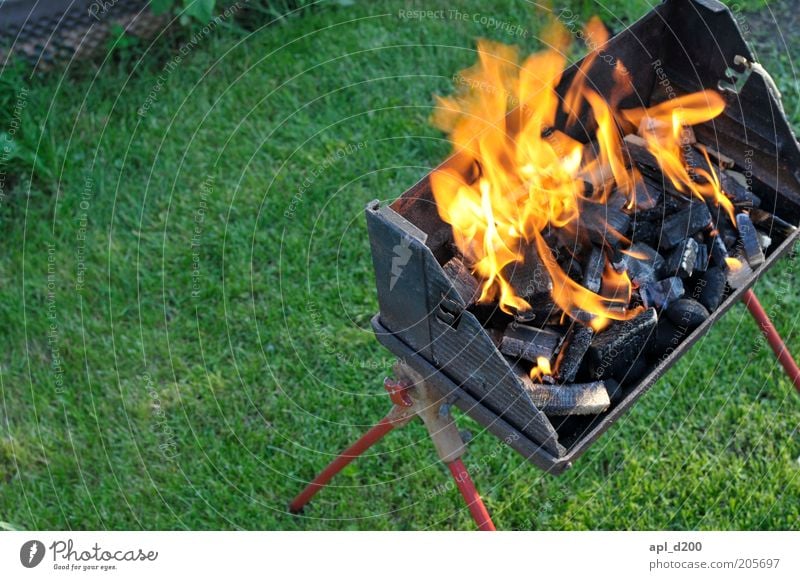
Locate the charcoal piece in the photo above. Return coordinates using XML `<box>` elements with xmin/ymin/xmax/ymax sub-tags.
<box><xmin>636</xmin><ymin>179</ymin><xmax>690</xmax><ymax>221</ymax></box>
<box><xmin>647</xmin><ymin>318</ymin><xmax>689</xmax><ymax>357</ymax></box>
<box><xmin>583</xmin><ymin>246</ymin><xmax>605</xmax><ymax>293</ymax></box>
<box><xmin>554</xmin><ymin>325</ymin><xmax>594</xmax><ymax>383</ymax></box>
<box><xmin>555</xmin><ymin>228</ymin><xmax>584</xmax><ymax>255</ymax></box>
<box><xmin>500</xmin><ymin>324</ymin><xmax>563</xmax><ymax>363</ymax></box>
<box><xmin>613</xmin><ymin>255</ymin><xmax>655</xmax><ymax>287</ymax></box>
<box><xmin>442</xmin><ymin>257</ymin><xmax>481</xmax><ymax>305</ymax></box>
<box><xmin>715</xmin><ymin>210</ymin><xmax>739</xmax><ymax>249</ymax></box>
<box><xmin>695</xmin><ymin>266</ymin><xmax>726</xmax><ymax>312</ymax></box>
<box><xmin>665</xmin><ymin>298</ymin><xmax>709</xmax><ymax>331</ymax></box>
<box><xmin>619</xmin><ymin>357</ymin><xmax>649</xmax><ymax>388</ymax></box>
<box><xmin>580</xmin><ymin>202</ymin><xmax>631</xmax><ymax>245</ymax></box>
<box><xmin>684</xmin><ymin>145</ymin><xmax>719</xmax><ymax>181</ymax></box>
<box><xmin>720</xmin><ymin>173</ymin><xmax>761</xmax><ymax>210</ymax></box>
<box><xmin>694</xmin><ymin>242</ymin><xmax>709</xmax><ymax>272</ymax></box>
<box><xmin>503</xmin><ymin>244</ymin><xmax>552</xmax><ymax>299</ymax></box>
<box><xmin>721</xmin><ymin>171</ymin><xmax>759</xmax><ymax>209</ymax></box>
<box><xmin>525</xmin><ymin>381</ymin><xmax>610</xmax><ymax>416</ymax></box>
<box><xmin>708</xmin><ymin>234</ymin><xmax>729</xmax><ymax>267</ymax></box>
<box><xmin>736</xmin><ymin>213</ymin><xmax>765</xmax><ymax>268</ymax></box>
<box><xmin>699</xmin><ymin>144</ymin><xmax>734</xmax><ymax>168</ymax></box>
<box><xmin>605</xmin><ymin>378</ymin><xmax>624</xmax><ymax>405</ymax></box>
<box><xmin>725</xmin><ymin>257</ymin><xmax>754</xmax><ymax>289</ymax></box>
<box><xmin>588</xmin><ymin>308</ymin><xmax>658</xmax><ymax>380</ymax></box>
<box><xmin>629</xmin><ymin>218</ymin><xmax>660</xmax><ymax>247</ymax></box>
<box><xmin>613</xmin><ymin>243</ymin><xmax>665</xmax><ymax>286</ymax></box>
<box><xmin>516</xmin><ymin>298</ymin><xmax>562</xmax><ymax>326</ymax></box>
<box><xmin>607</xmin><ymin>189</ymin><xmax>629</xmax><ymax>211</ymax></box>
<box><xmin>641</xmin><ymin>277</ymin><xmax>684</xmax><ymax>310</ymax></box>
<box><xmin>561</xmin><ymin>256</ymin><xmax>583</xmax><ymax>282</ymax></box>
<box><xmin>749</xmin><ymin>208</ymin><xmax>797</xmax><ymax>239</ymax></box>
<box><xmin>664</xmin><ymin>237</ymin><xmax>699</xmax><ymax>278</ymax></box>
<box><xmin>623</xmin><ymin>134</ymin><xmax>659</xmax><ymax>172</ymax></box>
<box><xmin>627</xmin><ymin>242</ymin><xmax>666</xmax><ymax>273</ymax></box>
<box><xmin>659</xmin><ymin>202</ymin><xmax>712</xmax><ymax>250</ymax></box>
<box><xmin>626</xmin><ymin>179</ymin><xmax>661</xmax><ymax>212</ymax></box>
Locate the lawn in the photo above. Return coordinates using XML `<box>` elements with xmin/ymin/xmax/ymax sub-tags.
<box><xmin>0</xmin><ymin>0</ymin><xmax>798</xmax><ymax>530</ymax></box>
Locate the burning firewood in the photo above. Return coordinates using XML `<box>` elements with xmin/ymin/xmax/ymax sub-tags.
<box><xmin>500</xmin><ymin>323</ymin><xmax>563</xmax><ymax>365</ymax></box>
<box><xmin>423</xmin><ymin>15</ymin><xmax>797</xmax><ymax>421</ymax></box>
<box><xmin>553</xmin><ymin>324</ymin><xmax>594</xmax><ymax>384</ymax></box>
<box><xmin>588</xmin><ymin>308</ymin><xmax>658</xmax><ymax>380</ymax></box>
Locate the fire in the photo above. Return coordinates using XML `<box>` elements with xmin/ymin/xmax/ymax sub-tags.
<box><xmin>530</xmin><ymin>356</ymin><xmax>552</xmax><ymax>381</ymax></box>
<box><xmin>621</xmin><ymin>92</ymin><xmax>736</xmax><ymax>223</ymax></box>
<box><xmin>431</xmin><ymin>18</ymin><xmax>731</xmax><ymax>329</ymax></box>
<box><xmin>725</xmin><ymin>256</ymin><xmax>743</xmax><ymax>272</ymax></box>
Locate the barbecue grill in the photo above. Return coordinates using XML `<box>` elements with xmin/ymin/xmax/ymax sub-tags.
<box><xmin>290</xmin><ymin>0</ymin><xmax>800</xmax><ymax>529</ymax></box>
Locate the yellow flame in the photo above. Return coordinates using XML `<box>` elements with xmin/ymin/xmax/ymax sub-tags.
<box><xmin>725</xmin><ymin>256</ymin><xmax>743</xmax><ymax>272</ymax></box>
<box><xmin>530</xmin><ymin>356</ymin><xmax>552</xmax><ymax>381</ymax></box>
<box><xmin>621</xmin><ymin>91</ymin><xmax>736</xmax><ymax>224</ymax></box>
<box><xmin>431</xmin><ymin>19</ymin><xmax>729</xmax><ymax>328</ymax></box>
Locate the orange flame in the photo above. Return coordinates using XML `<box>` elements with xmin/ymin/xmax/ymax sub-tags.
<box><xmin>431</xmin><ymin>19</ymin><xmax>729</xmax><ymax>329</ymax></box>
<box><xmin>621</xmin><ymin>91</ymin><xmax>736</xmax><ymax>223</ymax></box>
<box><xmin>725</xmin><ymin>256</ymin><xmax>743</xmax><ymax>272</ymax></box>
<box><xmin>530</xmin><ymin>356</ymin><xmax>552</xmax><ymax>381</ymax></box>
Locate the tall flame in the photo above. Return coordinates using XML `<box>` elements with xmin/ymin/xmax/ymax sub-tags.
<box><xmin>621</xmin><ymin>91</ymin><xmax>735</xmax><ymax>223</ymax></box>
<box><xmin>431</xmin><ymin>19</ymin><xmax>730</xmax><ymax>328</ymax></box>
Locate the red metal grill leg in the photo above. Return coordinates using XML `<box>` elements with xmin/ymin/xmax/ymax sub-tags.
<box><xmin>742</xmin><ymin>288</ymin><xmax>800</xmax><ymax>393</ymax></box>
<box><xmin>447</xmin><ymin>459</ymin><xmax>496</xmax><ymax>531</ymax></box>
<box><xmin>289</xmin><ymin>417</ymin><xmax>397</xmax><ymax>514</ymax></box>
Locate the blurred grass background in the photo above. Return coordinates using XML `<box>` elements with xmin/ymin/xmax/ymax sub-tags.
<box><xmin>0</xmin><ymin>0</ymin><xmax>798</xmax><ymax>530</ymax></box>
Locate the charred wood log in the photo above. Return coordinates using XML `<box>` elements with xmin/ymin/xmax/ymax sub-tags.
<box><xmin>749</xmin><ymin>208</ymin><xmax>797</xmax><ymax>239</ymax></box>
<box><xmin>582</xmin><ymin>245</ymin><xmax>605</xmax><ymax>293</ymax></box>
<box><xmin>502</xmin><ymin>243</ymin><xmax>553</xmax><ymax>299</ymax></box>
<box><xmin>500</xmin><ymin>323</ymin><xmax>563</xmax><ymax>364</ymax></box>
<box><xmin>587</xmin><ymin>308</ymin><xmax>658</xmax><ymax>380</ymax></box>
<box><xmin>525</xmin><ymin>381</ymin><xmax>610</xmax><ymax>416</ymax></box>
<box><xmin>553</xmin><ymin>324</ymin><xmax>594</xmax><ymax>384</ymax></box>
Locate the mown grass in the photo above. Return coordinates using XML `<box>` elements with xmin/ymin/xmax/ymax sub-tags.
<box><xmin>0</xmin><ymin>0</ymin><xmax>797</xmax><ymax>530</ymax></box>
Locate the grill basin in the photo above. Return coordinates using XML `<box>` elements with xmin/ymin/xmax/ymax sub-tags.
<box><xmin>367</xmin><ymin>0</ymin><xmax>800</xmax><ymax>473</ymax></box>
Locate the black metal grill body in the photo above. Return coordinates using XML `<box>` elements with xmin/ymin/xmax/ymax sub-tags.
<box><xmin>367</xmin><ymin>0</ymin><xmax>800</xmax><ymax>473</ymax></box>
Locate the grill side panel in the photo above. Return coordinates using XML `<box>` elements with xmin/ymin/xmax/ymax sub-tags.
<box><xmin>366</xmin><ymin>201</ymin><xmax>564</xmax><ymax>457</ymax></box>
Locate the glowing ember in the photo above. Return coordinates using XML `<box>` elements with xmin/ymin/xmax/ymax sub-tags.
<box><xmin>430</xmin><ymin>17</ymin><xmax>734</xmax><ymax>329</ymax></box>
<box><xmin>530</xmin><ymin>356</ymin><xmax>552</xmax><ymax>381</ymax></box>
<box><xmin>725</xmin><ymin>256</ymin><xmax>743</xmax><ymax>272</ymax></box>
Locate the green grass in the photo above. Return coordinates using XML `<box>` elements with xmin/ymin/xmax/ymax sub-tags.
<box><xmin>0</xmin><ymin>0</ymin><xmax>798</xmax><ymax>530</ymax></box>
